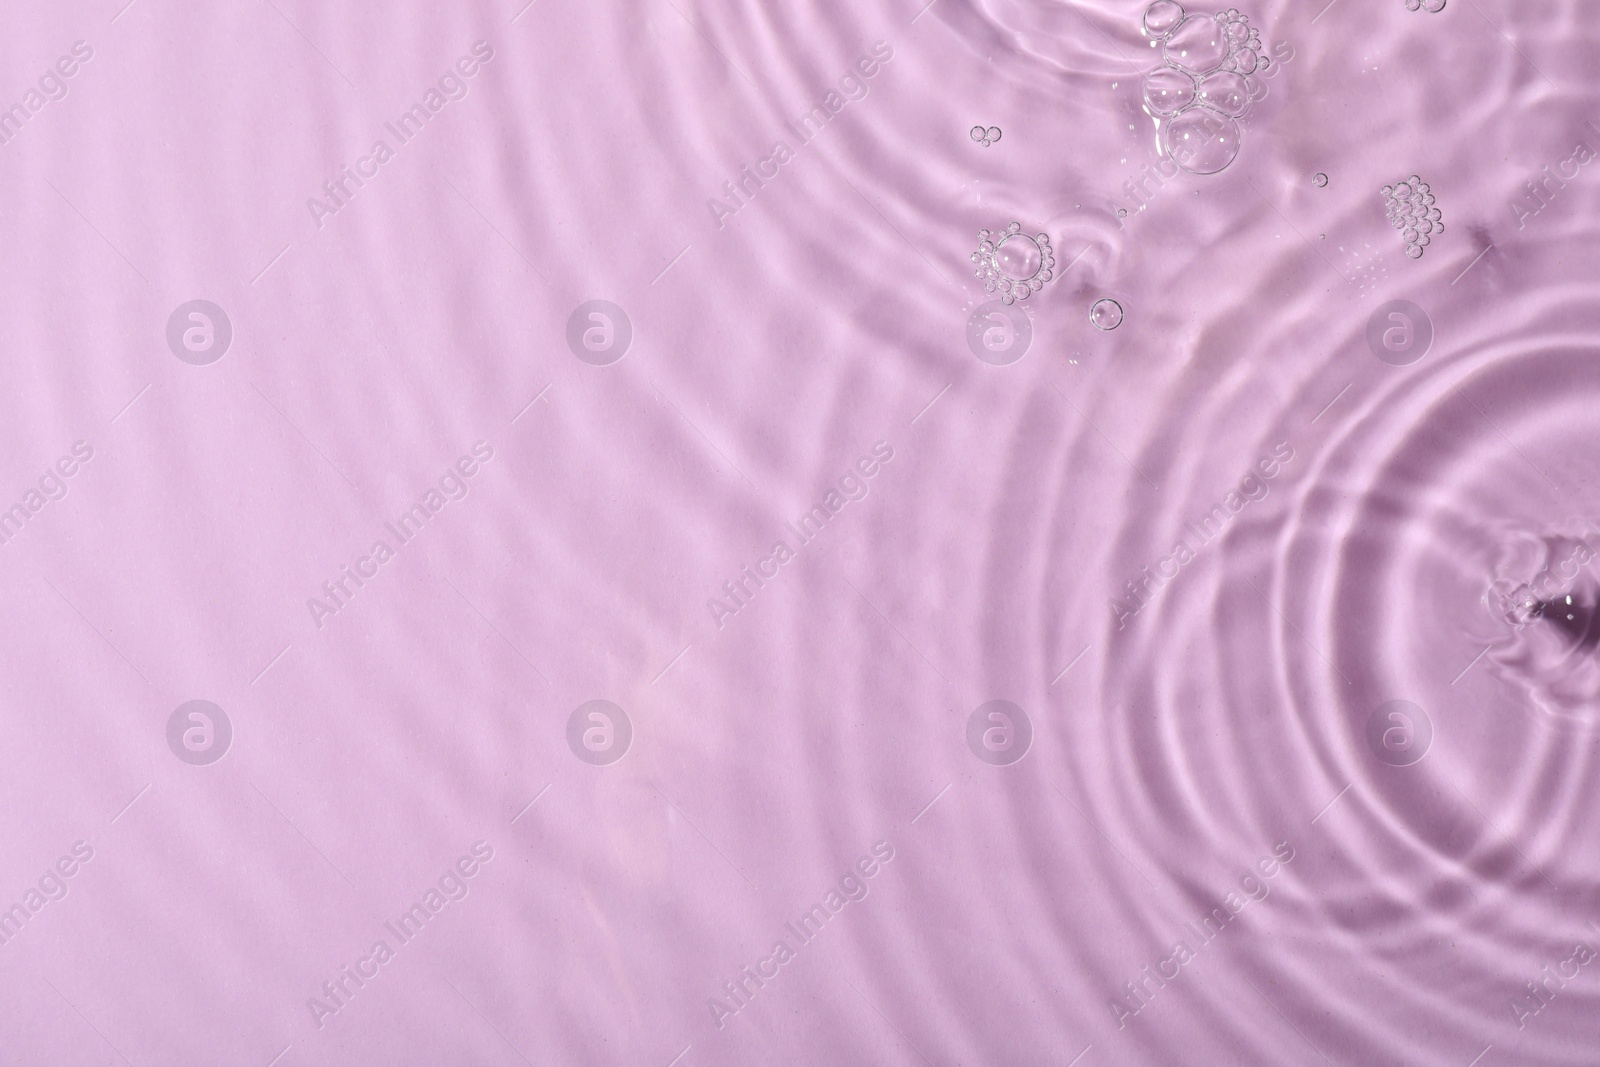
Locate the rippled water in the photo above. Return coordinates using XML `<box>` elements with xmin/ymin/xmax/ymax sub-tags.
<box><xmin>2</xmin><ymin>0</ymin><xmax>1600</xmax><ymax>1064</ymax></box>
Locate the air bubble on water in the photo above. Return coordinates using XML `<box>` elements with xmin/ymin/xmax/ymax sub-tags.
<box><xmin>1143</xmin><ymin>0</ymin><xmax>1186</xmax><ymax>37</ymax></box>
<box><xmin>1164</xmin><ymin>15</ymin><xmax>1230</xmax><ymax>74</ymax></box>
<box><xmin>1089</xmin><ymin>298</ymin><xmax>1124</xmax><ymax>330</ymax></box>
<box><xmin>1143</xmin><ymin>67</ymin><xmax>1196</xmax><ymax>115</ymax></box>
<box><xmin>1197</xmin><ymin>71</ymin><xmax>1250</xmax><ymax>115</ymax></box>
<box><xmin>1405</xmin><ymin>244</ymin><xmax>1424</xmax><ymax>259</ymax></box>
<box><xmin>1313</xmin><ymin>172</ymin><xmax>1329</xmax><ymax>187</ymax></box>
<box><xmin>1161</xmin><ymin>105</ymin><xmax>1242</xmax><ymax>174</ymax></box>
<box><xmin>971</xmin><ymin>224</ymin><xmax>1055</xmax><ymax>303</ymax></box>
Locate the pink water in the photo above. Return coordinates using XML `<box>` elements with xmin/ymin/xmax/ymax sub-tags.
<box><xmin>1</xmin><ymin>0</ymin><xmax>1598</xmax><ymax>1063</ymax></box>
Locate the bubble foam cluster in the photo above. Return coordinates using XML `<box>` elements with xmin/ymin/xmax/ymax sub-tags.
<box><xmin>971</xmin><ymin>223</ymin><xmax>1055</xmax><ymax>304</ymax></box>
<box><xmin>1140</xmin><ymin>4</ymin><xmax>1270</xmax><ymax>176</ymax></box>
<box><xmin>1382</xmin><ymin>175</ymin><xmax>1444</xmax><ymax>259</ymax></box>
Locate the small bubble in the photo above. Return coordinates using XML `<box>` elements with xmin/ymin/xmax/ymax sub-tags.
<box><xmin>1089</xmin><ymin>298</ymin><xmax>1124</xmax><ymax>330</ymax></box>
<box><xmin>1313</xmin><ymin>172</ymin><xmax>1329</xmax><ymax>187</ymax></box>
<box><xmin>1117</xmin><ymin>208</ymin><xmax>1128</xmax><ymax>217</ymax></box>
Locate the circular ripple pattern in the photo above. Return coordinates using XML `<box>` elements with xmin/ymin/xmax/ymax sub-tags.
<box><xmin>900</xmin><ymin>1</ymin><xmax>1600</xmax><ymax>1061</ymax></box>
<box><xmin>75</xmin><ymin>1</ymin><xmax>1597</xmax><ymax>1064</ymax></box>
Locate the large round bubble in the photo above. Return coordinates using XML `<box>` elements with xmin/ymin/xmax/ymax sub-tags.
<box><xmin>1161</xmin><ymin>105</ymin><xmax>1242</xmax><ymax>175</ymax></box>
<box><xmin>1195</xmin><ymin>71</ymin><xmax>1250</xmax><ymax>116</ymax></box>
<box><xmin>995</xmin><ymin>234</ymin><xmax>1042</xmax><ymax>280</ymax></box>
<box><xmin>1143</xmin><ymin>67</ymin><xmax>1196</xmax><ymax>115</ymax></box>
<box><xmin>1162</xmin><ymin>15</ymin><xmax>1229</xmax><ymax>74</ymax></box>
<box><xmin>1143</xmin><ymin>0</ymin><xmax>1185</xmax><ymax>37</ymax></box>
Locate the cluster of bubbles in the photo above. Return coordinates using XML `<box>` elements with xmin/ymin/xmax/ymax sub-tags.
<box><xmin>970</xmin><ymin>125</ymin><xmax>1002</xmax><ymax>147</ymax></box>
<box><xmin>1382</xmin><ymin>175</ymin><xmax>1444</xmax><ymax>260</ymax></box>
<box><xmin>1139</xmin><ymin>1</ymin><xmax>1271</xmax><ymax>175</ymax></box>
<box><xmin>1403</xmin><ymin>0</ymin><xmax>1445</xmax><ymax>10</ymax></box>
<box><xmin>971</xmin><ymin>223</ymin><xmax>1055</xmax><ymax>304</ymax></box>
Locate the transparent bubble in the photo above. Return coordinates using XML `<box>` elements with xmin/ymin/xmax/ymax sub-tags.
<box><xmin>1393</xmin><ymin>182</ymin><xmax>1412</xmax><ymax>198</ymax></box>
<box><xmin>1227</xmin><ymin>20</ymin><xmax>1249</xmax><ymax>40</ymax></box>
<box><xmin>1424</xmin><ymin>0</ymin><xmax>1445</xmax><ymax>9</ymax></box>
<box><xmin>970</xmin><ymin>126</ymin><xmax>986</xmax><ymax>142</ymax></box>
<box><xmin>1196</xmin><ymin>71</ymin><xmax>1250</xmax><ymax>116</ymax></box>
<box><xmin>1232</xmin><ymin>48</ymin><xmax>1258</xmax><ymax>75</ymax></box>
<box><xmin>1117</xmin><ymin>208</ymin><xmax>1129</xmax><ymax>218</ymax></box>
<box><xmin>1143</xmin><ymin>0</ymin><xmax>1186</xmax><ymax>37</ymax></box>
<box><xmin>1143</xmin><ymin>66</ymin><xmax>1196</xmax><ymax>115</ymax></box>
<box><xmin>1405</xmin><ymin>0</ymin><xmax>1421</xmax><ymax>9</ymax></box>
<box><xmin>1381</xmin><ymin>185</ymin><xmax>1394</xmax><ymax>197</ymax></box>
<box><xmin>1313</xmin><ymin>172</ymin><xmax>1329</xmax><ymax>187</ymax></box>
<box><xmin>1162</xmin><ymin>105</ymin><xmax>1242</xmax><ymax>174</ymax></box>
<box><xmin>1090</xmin><ymin>298</ymin><xmax>1125</xmax><ymax>330</ymax></box>
<box><xmin>1163</xmin><ymin>15</ymin><xmax>1230</xmax><ymax>74</ymax></box>
<box><xmin>1416</xmin><ymin>233</ymin><xmax>1430</xmax><ymax>246</ymax></box>
<box><xmin>1402</xmin><ymin>228</ymin><xmax>1418</xmax><ymax>242</ymax></box>
<box><xmin>1405</xmin><ymin>243</ymin><xmax>1424</xmax><ymax>259</ymax></box>
<box><xmin>996</xmin><ymin>234</ymin><xmax>1042</xmax><ymax>280</ymax></box>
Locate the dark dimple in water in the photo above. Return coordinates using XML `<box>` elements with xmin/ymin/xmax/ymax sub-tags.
<box><xmin>1534</xmin><ymin>593</ymin><xmax>1600</xmax><ymax>651</ymax></box>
